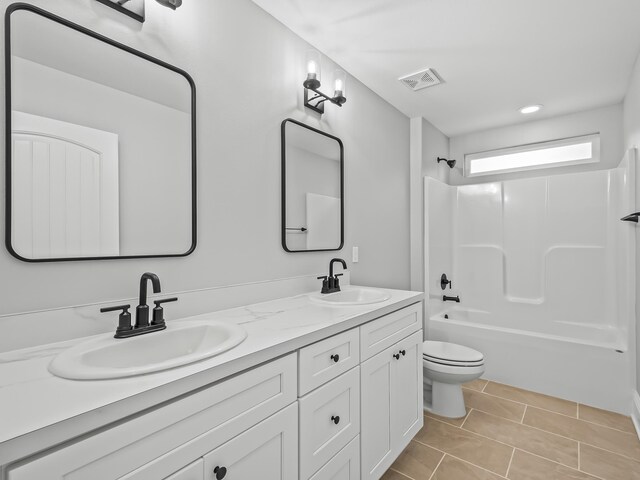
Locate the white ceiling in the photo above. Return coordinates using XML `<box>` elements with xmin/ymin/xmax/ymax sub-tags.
<box><xmin>251</xmin><ymin>0</ymin><xmax>640</xmax><ymax>137</ymax></box>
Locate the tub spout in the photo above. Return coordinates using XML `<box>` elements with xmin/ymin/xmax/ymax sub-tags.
<box><xmin>443</xmin><ymin>295</ymin><xmax>460</xmax><ymax>303</ymax></box>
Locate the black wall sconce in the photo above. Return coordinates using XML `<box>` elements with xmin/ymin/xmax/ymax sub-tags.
<box><xmin>156</xmin><ymin>0</ymin><xmax>182</xmax><ymax>9</ymax></box>
<box><xmin>303</xmin><ymin>50</ymin><xmax>347</xmax><ymax>114</ymax></box>
<box><xmin>95</xmin><ymin>0</ymin><xmax>145</xmax><ymax>21</ymax></box>
<box><xmin>95</xmin><ymin>0</ymin><xmax>181</xmax><ymax>22</ymax></box>
<box><xmin>437</xmin><ymin>157</ymin><xmax>457</xmax><ymax>169</ymax></box>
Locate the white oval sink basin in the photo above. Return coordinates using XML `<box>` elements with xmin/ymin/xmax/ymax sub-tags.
<box><xmin>49</xmin><ymin>320</ymin><xmax>247</xmax><ymax>380</ymax></box>
<box><xmin>309</xmin><ymin>287</ymin><xmax>391</xmax><ymax>306</ymax></box>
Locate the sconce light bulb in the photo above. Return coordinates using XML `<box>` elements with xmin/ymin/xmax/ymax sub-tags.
<box><xmin>335</xmin><ymin>78</ymin><xmax>343</xmax><ymax>92</ymax></box>
<box><xmin>307</xmin><ymin>60</ymin><xmax>317</xmax><ymax>75</ymax></box>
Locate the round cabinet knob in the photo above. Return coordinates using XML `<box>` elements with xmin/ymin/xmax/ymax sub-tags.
<box><xmin>400</xmin><ymin>350</ymin><xmax>406</xmax><ymax>356</ymax></box>
<box><xmin>331</xmin><ymin>415</ymin><xmax>340</xmax><ymax>424</ymax></box>
<box><xmin>393</xmin><ymin>353</ymin><xmax>400</xmax><ymax>360</ymax></box>
<box><xmin>214</xmin><ymin>466</ymin><xmax>227</xmax><ymax>480</ymax></box>
<box><xmin>330</xmin><ymin>354</ymin><xmax>340</xmax><ymax>363</ymax></box>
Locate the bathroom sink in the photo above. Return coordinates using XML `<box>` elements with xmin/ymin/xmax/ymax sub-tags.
<box><xmin>309</xmin><ymin>287</ymin><xmax>391</xmax><ymax>306</ymax></box>
<box><xmin>49</xmin><ymin>320</ymin><xmax>247</xmax><ymax>380</ymax></box>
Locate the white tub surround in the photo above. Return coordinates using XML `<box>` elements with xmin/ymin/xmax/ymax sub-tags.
<box><xmin>424</xmin><ymin>149</ymin><xmax>636</xmax><ymax>414</ymax></box>
<box><xmin>0</xmin><ymin>287</ymin><xmax>422</xmax><ymax>479</ymax></box>
<box><xmin>633</xmin><ymin>390</ymin><xmax>640</xmax><ymax>440</ymax></box>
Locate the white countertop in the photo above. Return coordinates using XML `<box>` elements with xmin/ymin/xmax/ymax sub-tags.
<box><xmin>0</xmin><ymin>286</ymin><xmax>422</xmax><ymax>465</ymax></box>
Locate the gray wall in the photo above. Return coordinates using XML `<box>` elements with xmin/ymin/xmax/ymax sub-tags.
<box><xmin>0</xmin><ymin>0</ymin><xmax>411</xmax><ymax>316</ymax></box>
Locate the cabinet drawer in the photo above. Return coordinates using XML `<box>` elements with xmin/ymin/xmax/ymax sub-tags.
<box><xmin>299</xmin><ymin>367</ymin><xmax>360</xmax><ymax>480</ymax></box>
<box><xmin>203</xmin><ymin>403</ymin><xmax>298</xmax><ymax>480</ymax></box>
<box><xmin>298</xmin><ymin>328</ymin><xmax>359</xmax><ymax>395</ymax></box>
<box><xmin>309</xmin><ymin>435</ymin><xmax>359</xmax><ymax>480</ymax></box>
<box><xmin>9</xmin><ymin>354</ymin><xmax>297</xmax><ymax>480</ymax></box>
<box><xmin>164</xmin><ymin>459</ymin><xmax>203</xmax><ymax>480</ymax></box>
<box><xmin>360</xmin><ymin>303</ymin><xmax>422</xmax><ymax>361</ymax></box>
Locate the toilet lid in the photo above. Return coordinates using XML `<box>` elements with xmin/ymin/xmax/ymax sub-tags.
<box><xmin>423</xmin><ymin>341</ymin><xmax>484</xmax><ymax>363</ymax></box>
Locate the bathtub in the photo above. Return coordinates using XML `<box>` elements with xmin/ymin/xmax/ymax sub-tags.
<box><xmin>427</xmin><ymin>306</ymin><xmax>632</xmax><ymax>414</ymax></box>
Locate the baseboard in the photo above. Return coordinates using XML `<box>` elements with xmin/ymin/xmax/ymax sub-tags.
<box><xmin>633</xmin><ymin>390</ymin><xmax>640</xmax><ymax>441</ymax></box>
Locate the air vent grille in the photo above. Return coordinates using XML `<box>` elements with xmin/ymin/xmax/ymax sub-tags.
<box><xmin>399</xmin><ymin>68</ymin><xmax>443</xmax><ymax>91</ymax></box>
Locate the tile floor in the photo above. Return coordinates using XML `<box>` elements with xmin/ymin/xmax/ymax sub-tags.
<box><xmin>383</xmin><ymin>379</ymin><xmax>640</xmax><ymax>480</ymax></box>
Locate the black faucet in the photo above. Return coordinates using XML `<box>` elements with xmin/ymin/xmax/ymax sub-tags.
<box><xmin>137</xmin><ymin>272</ymin><xmax>161</xmax><ymax>328</ymax></box>
<box><xmin>100</xmin><ymin>272</ymin><xmax>178</xmax><ymax>339</ymax></box>
<box><xmin>318</xmin><ymin>258</ymin><xmax>347</xmax><ymax>294</ymax></box>
<box><xmin>443</xmin><ymin>295</ymin><xmax>460</xmax><ymax>303</ymax></box>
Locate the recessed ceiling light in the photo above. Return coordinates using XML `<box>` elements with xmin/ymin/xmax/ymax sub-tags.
<box><xmin>519</xmin><ymin>104</ymin><xmax>543</xmax><ymax>114</ymax></box>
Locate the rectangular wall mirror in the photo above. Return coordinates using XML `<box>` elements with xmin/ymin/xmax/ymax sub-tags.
<box><xmin>5</xmin><ymin>4</ymin><xmax>196</xmax><ymax>262</ymax></box>
<box><xmin>281</xmin><ymin>119</ymin><xmax>343</xmax><ymax>252</ymax></box>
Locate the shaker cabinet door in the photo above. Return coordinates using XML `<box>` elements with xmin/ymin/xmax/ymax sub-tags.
<box><xmin>391</xmin><ymin>330</ymin><xmax>424</xmax><ymax>452</ymax></box>
<box><xmin>360</xmin><ymin>344</ymin><xmax>395</xmax><ymax>480</ymax></box>
<box><xmin>203</xmin><ymin>403</ymin><xmax>298</xmax><ymax>480</ymax></box>
<box><xmin>360</xmin><ymin>330</ymin><xmax>424</xmax><ymax>480</ymax></box>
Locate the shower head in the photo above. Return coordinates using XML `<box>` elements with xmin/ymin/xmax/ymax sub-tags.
<box><xmin>156</xmin><ymin>0</ymin><xmax>182</xmax><ymax>9</ymax></box>
<box><xmin>437</xmin><ymin>157</ymin><xmax>457</xmax><ymax>169</ymax></box>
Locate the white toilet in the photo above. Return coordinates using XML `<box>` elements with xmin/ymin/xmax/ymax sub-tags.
<box><xmin>422</xmin><ymin>341</ymin><xmax>485</xmax><ymax>418</ymax></box>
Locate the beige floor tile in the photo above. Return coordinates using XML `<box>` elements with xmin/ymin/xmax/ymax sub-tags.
<box><xmin>580</xmin><ymin>443</ymin><xmax>640</xmax><ymax>480</ymax></box>
<box><xmin>463</xmin><ymin>410</ymin><xmax>579</xmax><ymax>468</ymax></box>
<box><xmin>414</xmin><ymin>417</ymin><xmax>513</xmax><ymax>476</ymax></box>
<box><xmin>507</xmin><ymin>449</ymin><xmax>598</xmax><ymax>480</ymax></box>
<box><xmin>425</xmin><ymin>410</ymin><xmax>469</xmax><ymax>427</ymax></box>
<box><xmin>484</xmin><ymin>382</ymin><xmax>577</xmax><ymax>417</ymax></box>
<box><xmin>433</xmin><ymin>455</ymin><xmax>506</xmax><ymax>480</ymax></box>
<box><xmin>390</xmin><ymin>441</ymin><xmax>444</xmax><ymax>479</ymax></box>
<box><xmin>578</xmin><ymin>404</ymin><xmax>636</xmax><ymax>434</ymax></box>
<box><xmin>463</xmin><ymin>389</ymin><xmax>526</xmax><ymax>422</ymax></box>
<box><xmin>464</xmin><ymin>378</ymin><xmax>489</xmax><ymax>392</ymax></box>
<box><xmin>381</xmin><ymin>468</ymin><xmax>413</xmax><ymax>480</ymax></box>
<box><xmin>523</xmin><ymin>407</ymin><xmax>640</xmax><ymax>461</ymax></box>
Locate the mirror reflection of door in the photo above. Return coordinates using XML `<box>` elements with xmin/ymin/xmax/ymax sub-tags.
<box><xmin>12</xmin><ymin>112</ymin><xmax>120</xmax><ymax>259</ymax></box>
<box><xmin>282</xmin><ymin>119</ymin><xmax>344</xmax><ymax>252</ymax></box>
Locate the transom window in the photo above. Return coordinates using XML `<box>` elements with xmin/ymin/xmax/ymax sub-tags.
<box><xmin>464</xmin><ymin>134</ymin><xmax>600</xmax><ymax>177</ymax></box>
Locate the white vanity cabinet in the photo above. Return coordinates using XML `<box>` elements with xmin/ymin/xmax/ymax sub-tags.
<box><xmin>7</xmin><ymin>355</ymin><xmax>297</xmax><ymax>480</ymax></box>
<box><xmin>360</xmin><ymin>317</ymin><xmax>423</xmax><ymax>480</ymax></box>
<box><xmin>5</xmin><ymin>301</ymin><xmax>423</xmax><ymax>480</ymax></box>
<box><xmin>298</xmin><ymin>302</ymin><xmax>423</xmax><ymax>480</ymax></box>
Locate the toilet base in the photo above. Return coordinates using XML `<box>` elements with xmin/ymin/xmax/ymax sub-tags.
<box><xmin>424</xmin><ymin>381</ymin><xmax>467</xmax><ymax>418</ymax></box>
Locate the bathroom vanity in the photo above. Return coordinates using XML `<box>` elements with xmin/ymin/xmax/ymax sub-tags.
<box><xmin>0</xmin><ymin>288</ymin><xmax>423</xmax><ymax>480</ymax></box>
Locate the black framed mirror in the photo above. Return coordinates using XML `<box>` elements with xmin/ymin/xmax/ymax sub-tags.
<box><xmin>5</xmin><ymin>3</ymin><xmax>196</xmax><ymax>262</ymax></box>
<box><xmin>281</xmin><ymin>119</ymin><xmax>344</xmax><ymax>252</ymax></box>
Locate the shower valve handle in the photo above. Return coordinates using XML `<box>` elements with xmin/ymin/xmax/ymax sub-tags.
<box><xmin>441</xmin><ymin>274</ymin><xmax>452</xmax><ymax>290</ymax></box>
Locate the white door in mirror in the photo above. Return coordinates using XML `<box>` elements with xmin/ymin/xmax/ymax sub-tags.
<box><xmin>48</xmin><ymin>320</ymin><xmax>247</xmax><ymax>380</ymax></box>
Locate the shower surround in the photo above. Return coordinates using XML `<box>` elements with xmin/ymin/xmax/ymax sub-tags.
<box><xmin>424</xmin><ymin>150</ymin><xmax>636</xmax><ymax>414</ymax></box>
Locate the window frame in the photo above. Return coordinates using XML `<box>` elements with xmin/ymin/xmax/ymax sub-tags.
<box><xmin>463</xmin><ymin>133</ymin><xmax>601</xmax><ymax>178</ymax></box>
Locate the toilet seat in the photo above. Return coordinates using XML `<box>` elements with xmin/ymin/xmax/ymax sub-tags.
<box><xmin>424</xmin><ymin>356</ymin><xmax>484</xmax><ymax>367</ymax></box>
<box><xmin>423</xmin><ymin>357</ymin><xmax>485</xmax><ymax>376</ymax></box>
<box><xmin>423</xmin><ymin>341</ymin><xmax>484</xmax><ymax>367</ymax></box>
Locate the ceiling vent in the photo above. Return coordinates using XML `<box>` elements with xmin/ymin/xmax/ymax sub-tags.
<box><xmin>399</xmin><ymin>68</ymin><xmax>443</xmax><ymax>91</ymax></box>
